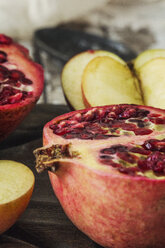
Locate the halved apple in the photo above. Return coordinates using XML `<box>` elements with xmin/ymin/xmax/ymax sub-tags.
<box><xmin>137</xmin><ymin>57</ymin><xmax>165</xmax><ymax>108</ymax></box>
<box><xmin>134</xmin><ymin>49</ymin><xmax>165</xmax><ymax>71</ymax></box>
<box><xmin>61</xmin><ymin>50</ymin><xmax>126</xmax><ymax>110</ymax></box>
<box><xmin>0</xmin><ymin>160</ymin><xmax>34</xmax><ymax>234</ymax></box>
<box><xmin>82</xmin><ymin>56</ymin><xmax>143</xmax><ymax>107</ymax></box>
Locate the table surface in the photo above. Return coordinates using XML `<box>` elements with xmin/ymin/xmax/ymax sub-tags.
<box><xmin>0</xmin><ymin>104</ymin><xmax>103</xmax><ymax>248</ymax></box>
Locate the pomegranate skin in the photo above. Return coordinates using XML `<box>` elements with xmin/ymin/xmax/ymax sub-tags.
<box><xmin>0</xmin><ymin>34</ymin><xmax>44</xmax><ymax>141</ymax></box>
<box><xmin>0</xmin><ymin>102</ymin><xmax>35</xmax><ymax>141</ymax></box>
<box><xmin>39</xmin><ymin>105</ymin><xmax>165</xmax><ymax>248</ymax></box>
<box><xmin>48</xmin><ymin>163</ymin><xmax>165</xmax><ymax>248</ymax></box>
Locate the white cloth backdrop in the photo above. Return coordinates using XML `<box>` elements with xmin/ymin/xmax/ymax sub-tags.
<box><xmin>0</xmin><ymin>0</ymin><xmax>108</xmax><ymax>39</ymax></box>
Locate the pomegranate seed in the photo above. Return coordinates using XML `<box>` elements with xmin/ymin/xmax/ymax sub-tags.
<box><xmin>129</xmin><ymin>119</ymin><xmax>145</xmax><ymax>128</ymax></box>
<box><xmin>27</xmin><ymin>91</ymin><xmax>33</xmax><ymax>97</ymax></box>
<box><xmin>21</xmin><ymin>77</ymin><xmax>33</xmax><ymax>85</ymax></box>
<box><xmin>112</xmin><ymin>105</ymin><xmax>122</xmax><ymax>115</ymax></box>
<box><xmin>107</xmin><ymin>112</ymin><xmax>117</xmax><ymax>119</ymax></box>
<box><xmin>49</xmin><ymin>106</ymin><xmax>160</xmax><ymax>141</ymax></box>
<box><xmin>138</xmin><ymin>159</ymin><xmax>149</xmax><ymax>171</ymax></box>
<box><xmin>4</xmin><ymin>79</ymin><xmax>19</xmax><ymax>86</ymax></box>
<box><xmin>0</xmin><ymin>65</ymin><xmax>9</xmax><ymax>80</ymax></box>
<box><xmin>149</xmin><ymin>117</ymin><xmax>165</xmax><ymax>124</ymax></box>
<box><xmin>72</xmin><ymin>113</ymin><xmax>82</xmax><ymax>122</ymax></box>
<box><xmin>153</xmin><ymin>161</ymin><xmax>165</xmax><ymax>173</ymax></box>
<box><xmin>147</xmin><ymin>151</ymin><xmax>160</xmax><ymax>162</ymax></box>
<box><xmin>63</xmin><ymin>133</ymin><xmax>81</xmax><ymax>139</ymax></box>
<box><xmin>130</xmin><ymin>147</ymin><xmax>151</xmax><ymax>155</ymax></box>
<box><xmin>120</xmin><ymin>123</ymin><xmax>137</xmax><ymax>131</ymax></box>
<box><xmin>148</xmin><ymin>113</ymin><xmax>161</xmax><ymax>118</ymax></box>
<box><xmin>100</xmin><ymin>155</ymin><xmax>113</xmax><ymax>160</ymax></box>
<box><xmin>136</xmin><ymin>109</ymin><xmax>150</xmax><ymax>118</ymax></box>
<box><xmin>49</xmin><ymin>124</ymin><xmax>57</xmax><ymax>130</ymax></box>
<box><xmin>117</xmin><ymin>152</ymin><xmax>137</xmax><ymax>164</ymax></box>
<box><xmin>79</xmin><ymin>132</ymin><xmax>93</xmax><ymax>139</ymax></box>
<box><xmin>118</xmin><ymin>166</ymin><xmax>138</xmax><ymax>175</ymax></box>
<box><xmin>101</xmin><ymin>145</ymin><xmax>128</xmax><ymax>155</ymax></box>
<box><xmin>72</xmin><ymin>123</ymin><xmax>85</xmax><ymax>129</ymax></box>
<box><xmin>83</xmin><ymin>109</ymin><xmax>97</xmax><ymax>121</ymax></box>
<box><xmin>9</xmin><ymin>70</ymin><xmax>25</xmax><ymax>81</ymax></box>
<box><xmin>134</xmin><ymin>128</ymin><xmax>153</xmax><ymax>135</ymax></box>
<box><xmin>110</xmin><ymin>161</ymin><xmax>121</xmax><ymax>168</ymax></box>
<box><xmin>97</xmin><ymin>108</ymin><xmax>107</xmax><ymax>119</ymax></box>
<box><xmin>94</xmin><ymin>134</ymin><xmax>110</xmax><ymax>139</ymax></box>
<box><xmin>0</xmin><ymin>51</ymin><xmax>7</xmax><ymax>63</ymax></box>
<box><xmin>15</xmin><ymin>81</ymin><xmax>21</xmax><ymax>87</ymax></box>
<box><xmin>120</xmin><ymin>108</ymin><xmax>136</xmax><ymax>119</ymax></box>
<box><xmin>54</xmin><ymin>128</ymin><xmax>68</xmax><ymax>136</ymax></box>
<box><xmin>8</xmin><ymin>92</ymin><xmax>23</xmax><ymax>104</ymax></box>
<box><xmin>143</xmin><ymin>139</ymin><xmax>157</xmax><ymax>150</ymax></box>
<box><xmin>142</xmin><ymin>139</ymin><xmax>165</xmax><ymax>152</ymax></box>
<box><xmin>0</xmin><ymin>34</ymin><xmax>12</xmax><ymax>45</ymax></box>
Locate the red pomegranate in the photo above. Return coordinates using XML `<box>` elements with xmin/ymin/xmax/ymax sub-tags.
<box><xmin>0</xmin><ymin>34</ymin><xmax>44</xmax><ymax>141</ymax></box>
<box><xmin>34</xmin><ymin>104</ymin><xmax>165</xmax><ymax>248</ymax></box>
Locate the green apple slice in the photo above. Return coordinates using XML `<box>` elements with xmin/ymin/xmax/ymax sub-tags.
<box><xmin>82</xmin><ymin>56</ymin><xmax>143</xmax><ymax>107</ymax></box>
<box><xmin>134</xmin><ymin>49</ymin><xmax>165</xmax><ymax>71</ymax></box>
<box><xmin>138</xmin><ymin>57</ymin><xmax>165</xmax><ymax>108</ymax></box>
<box><xmin>61</xmin><ymin>50</ymin><xmax>126</xmax><ymax>110</ymax></box>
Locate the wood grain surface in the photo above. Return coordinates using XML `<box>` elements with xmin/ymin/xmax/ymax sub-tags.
<box><xmin>0</xmin><ymin>104</ymin><xmax>103</xmax><ymax>248</ymax></box>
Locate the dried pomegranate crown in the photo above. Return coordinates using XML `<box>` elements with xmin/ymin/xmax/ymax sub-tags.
<box><xmin>34</xmin><ymin>104</ymin><xmax>165</xmax><ymax>179</ymax></box>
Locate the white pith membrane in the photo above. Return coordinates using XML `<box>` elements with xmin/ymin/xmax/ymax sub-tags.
<box><xmin>0</xmin><ymin>160</ymin><xmax>34</xmax><ymax>204</ymax></box>
<box><xmin>34</xmin><ymin>105</ymin><xmax>165</xmax><ymax>179</ymax></box>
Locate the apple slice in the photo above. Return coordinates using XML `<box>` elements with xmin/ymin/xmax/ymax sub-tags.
<box><xmin>134</xmin><ymin>49</ymin><xmax>165</xmax><ymax>71</ymax></box>
<box><xmin>82</xmin><ymin>56</ymin><xmax>143</xmax><ymax>107</ymax></box>
<box><xmin>0</xmin><ymin>160</ymin><xmax>34</xmax><ymax>234</ymax></box>
<box><xmin>61</xmin><ymin>50</ymin><xmax>126</xmax><ymax>110</ymax></box>
<box><xmin>137</xmin><ymin>57</ymin><xmax>165</xmax><ymax>108</ymax></box>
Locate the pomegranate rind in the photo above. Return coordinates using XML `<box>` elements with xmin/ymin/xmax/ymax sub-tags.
<box><xmin>49</xmin><ymin>161</ymin><xmax>165</xmax><ymax>248</ymax></box>
<box><xmin>39</xmin><ymin>104</ymin><xmax>165</xmax><ymax>247</ymax></box>
<box><xmin>0</xmin><ymin>36</ymin><xmax>44</xmax><ymax>141</ymax></box>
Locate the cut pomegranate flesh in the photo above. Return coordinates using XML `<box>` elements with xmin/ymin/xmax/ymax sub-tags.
<box><xmin>49</xmin><ymin>104</ymin><xmax>163</xmax><ymax>140</ymax></box>
<box><xmin>0</xmin><ymin>34</ymin><xmax>44</xmax><ymax>141</ymax></box>
<box><xmin>34</xmin><ymin>104</ymin><xmax>165</xmax><ymax>179</ymax></box>
<box><xmin>99</xmin><ymin>139</ymin><xmax>165</xmax><ymax>176</ymax></box>
<box><xmin>0</xmin><ymin>53</ymin><xmax>34</xmax><ymax>105</ymax></box>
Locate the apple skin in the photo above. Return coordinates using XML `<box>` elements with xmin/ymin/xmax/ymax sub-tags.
<box><xmin>0</xmin><ymin>185</ymin><xmax>34</xmax><ymax>234</ymax></box>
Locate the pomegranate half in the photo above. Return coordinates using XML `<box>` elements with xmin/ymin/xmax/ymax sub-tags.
<box><xmin>34</xmin><ymin>104</ymin><xmax>165</xmax><ymax>248</ymax></box>
<box><xmin>0</xmin><ymin>34</ymin><xmax>44</xmax><ymax>141</ymax></box>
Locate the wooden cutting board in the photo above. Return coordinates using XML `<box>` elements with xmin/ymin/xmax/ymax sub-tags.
<box><xmin>0</xmin><ymin>104</ymin><xmax>103</xmax><ymax>248</ymax></box>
